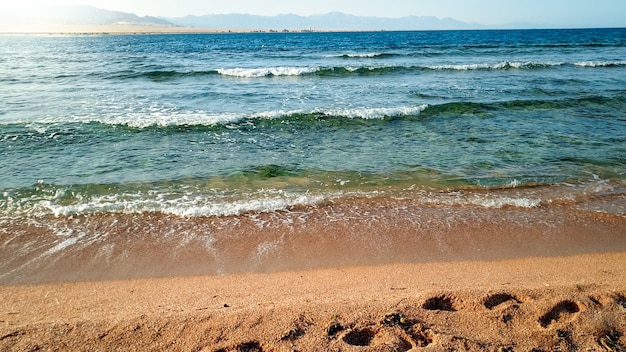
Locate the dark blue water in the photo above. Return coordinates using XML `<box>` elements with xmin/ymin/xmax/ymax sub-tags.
<box><xmin>1</xmin><ymin>29</ymin><xmax>625</xmax><ymax>217</ymax></box>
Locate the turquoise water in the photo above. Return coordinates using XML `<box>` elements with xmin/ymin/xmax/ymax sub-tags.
<box><xmin>1</xmin><ymin>29</ymin><xmax>625</xmax><ymax>217</ymax></box>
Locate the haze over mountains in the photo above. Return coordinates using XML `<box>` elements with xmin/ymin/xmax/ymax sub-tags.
<box><xmin>1</xmin><ymin>5</ymin><xmax>541</xmax><ymax>32</ymax></box>
<box><xmin>172</xmin><ymin>12</ymin><xmax>480</xmax><ymax>31</ymax></box>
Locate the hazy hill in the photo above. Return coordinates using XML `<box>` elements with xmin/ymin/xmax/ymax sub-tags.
<box><xmin>2</xmin><ymin>5</ymin><xmax>175</xmax><ymax>28</ymax></box>
<box><xmin>168</xmin><ymin>12</ymin><xmax>480</xmax><ymax>31</ymax></box>
<box><xmin>1</xmin><ymin>5</ymin><xmax>498</xmax><ymax>33</ymax></box>
<box><xmin>42</xmin><ymin>5</ymin><xmax>174</xmax><ymax>26</ymax></box>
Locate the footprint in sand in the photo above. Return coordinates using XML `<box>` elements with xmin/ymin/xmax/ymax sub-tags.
<box><xmin>326</xmin><ymin>322</ymin><xmax>345</xmax><ymax>338</ymax></box>
<box><xmin>538</xmin><ymin>300</ymin><xmax>580</xmax><ymax>328</ymax></box>
<box><xmin>342</xmin><ymin>328</ymin><xmax>376</xmax><ymax>347</ymax></box>
<box><xmin>422</xmin><ymin>295</ymin><xmax>457</xmax><ymax>312</ymax></box>
<box><xmin>340</xmin><ymin>313</ymin><xmax>435</xmax><ymax>350</ymax></box>
<box><xmin>342</xmin><ymin>326</ymin><xmax>414</xmax><ymax>351</ymax></box>
<box><xmin>598</xmin><ymin>330</ymin><xmax>626</xmax><ymax>351</ymax></box>
<box><xmin>215</xmin><ymin>341</ymin><xmax>264</xmax><ymax>352</ymax></box>
<box><xmin>483</xmin><ymin>293</ymin><xmax>521</xmax><ymax>310</ymax></box>
<box><xmin>381</xmin><ymin>313</ymin><xmax>434</xmax><ymax>348</ymax></box>
<box><xmin>616</xmin><ymin>293</ymin><xmax>626</xmax><ymax>310</ymax></box>
<box><xmin>235</xmin><ymin>341</ymin><xmax>263</xmax><ymax>352</ymax></box>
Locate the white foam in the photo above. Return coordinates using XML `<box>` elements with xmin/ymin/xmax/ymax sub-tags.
<box><xmin>44</xmin><ymin>237</ymin><xmax>79</xmax><ymax>255</ymax></box>
<box><xmin>33</xmin><ymin>186</ymin><xmax>545</xmax><ymax>219</ymax></box>
<box><xmin>217</xmin><ymin>66</ymin><xmax>319</xmax><ymax>78</ymax></box>
<box><xmin>427</xmin><ymin>61</ymin><xmax>562</xmax><ymax>70</ymax></box>
<box><xmin>163</xmin><ymin>193</ymin><xmax>328</xmax><ymax>217</ymax></box>
<box><xmin>339</xmin><ymin>53</ymin><xmax>384</xmax><ymax>58</ymax></box>
<box><xmin>416</xmin><ymin>192</ymin><xmax>541</xmax><ymax>209</ymax></box>
<box><xmin>317</xmin><ymin>105</ymin><xmax>429</xmax><ymax>119</ymax></box>
<box><xmin>251</xmin><ymin>109</ymin><xmax>305</xmax><ymax>119</ymax></box>
<box><xmin>214</xmin><ymin>61</ymin><xmax>566</xmax><ymax>76</ymax></box>
<box><xmin>466</xmin><ymin>196</ymin><xmax>541</xmax><ymax>208</ymax></box>
<box><xmin>505</xmin><ymin>179</ymin><xmax>521</xmax><ymax>188</ymax></box>
<box><xmin>12</xmin><ymin>104</ymin><xmax>431</xmax><ymax>129</ymax></box>
<box><xmin>43</xmin><ymin>229</ymin><xmax>83</xmax><ymax>255</ymax></box>
<box><xmin>15</xmin><ymin>109</ymin><xmax>250</xmax><ymax>129</ymax></box>
<box><xmin>254</xmin><ymin>240</ymin><xmax>282</xmax><ymax>257</ymax></box>
<box><xmin>574</xmin><ymin>61</ymin><xmax>626</xmax><ymax>67</ymax></box>
<box><xmin>100</xmin><ymin>111</ymin><xmax>247</xmax><ymax>128</ymax></box>
<box><xmin>38</xmin><ymin>190</ymin><xmax>330</xmax><ymax>218</ymax></box>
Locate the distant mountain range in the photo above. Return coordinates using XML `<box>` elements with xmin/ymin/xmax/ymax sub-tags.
<box><xmin>1</xmin><ymin>5</ymin><xmax>171</xmax><ymax>27</ymax></box>
<box><xmin>46</xmin><ymin>6</ymin><xmax>172</xmax><ymax>27</ymax></box>
<box><xmin>169</xmin><ymin>12</ymin><xmax>483</xmax><ymax>31</ymax></box>
<box><xmin>2</xmin><ymin>5</ymin><xmax>543</xmax><ymax>32</ymax></box>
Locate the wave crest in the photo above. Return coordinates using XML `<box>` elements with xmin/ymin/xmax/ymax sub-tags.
<box><xmin>332</xmin><ymin>52</ymin><xmax>394</xmax><ymax>58</ymax></box>
<box><xmin>425</xmin><ymin>61</ymin><xmax>564</xmax><ymax>71</ymax></box>
<box><xmin>4</xmin><ymin>94</ymin><xmax>624</xmax><ymax>130</ymax></box>
<box><xmin>216</xmin><ymin>67</ymin><xmax>319</xmax><ymax>78</ymax></box>
<box><xmin>574</xmin><ymin>61</ymin><xmax>626</xmax><ymax>67</ymax></box>
<box><xmin>112</xmin><ymin>60</ymin><xmax>625</xmax><ymax>81</ymax></box>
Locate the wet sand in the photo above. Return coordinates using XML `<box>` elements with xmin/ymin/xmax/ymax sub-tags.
<box><xmin>1</xmin><ymin>196</ymin><xmax>625</xmax><ymax>350</ymax></box>
<box><xmin>1</xmin><ymin>195</ymin><xmax>625</xmax><ymax>285</ymax></box>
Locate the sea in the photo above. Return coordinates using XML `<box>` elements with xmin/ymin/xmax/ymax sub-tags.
<box><xmin>1</xmin><ymin>29</ymin><xmax>625</xmax><ymax>283</ymax></box>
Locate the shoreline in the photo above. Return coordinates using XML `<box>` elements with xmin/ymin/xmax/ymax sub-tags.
<box><xmin>2</xmin><ymin>25</ymin><xmax>625</xmax><ymax>36</ymax></box>
<box><xmin>2</xmin><ymin>195</ymin><xmax>625</xmax><ymax>285</ymax></box>
<box><xmin>2</xmin><ymin>197</ymin><xmax>625</xmax><ymax>349</ymax></box>
<box><xmin>1</xmin><ymin>253</ymin><xmax>625</xmax><ymax>351</ymax></box>
<box><xmin>0</xmin><ymin>24</ymin><xmax>355</xmax><ymax>36</ymax></box>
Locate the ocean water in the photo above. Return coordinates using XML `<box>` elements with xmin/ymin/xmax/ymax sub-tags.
<box><xmin>1</xmin><ymin>29</ymin><xmax>625</xmax><ymax>218</ymax></box>
<box><xmin>0</xmin><ymin>29</ymin><xmax>625</xmax><ymax>282</ymax></box>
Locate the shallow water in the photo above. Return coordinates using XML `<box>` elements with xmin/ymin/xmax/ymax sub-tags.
<box><xmin>1</xmin><ymin>195</ymin><xmax>624</xmax><ymax>284</ymax></box>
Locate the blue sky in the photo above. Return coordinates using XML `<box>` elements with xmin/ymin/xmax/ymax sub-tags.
<box><xmin>3</xmin><ymin>0</ymin><xmax>626</xmax><ymax>27</ymax></box>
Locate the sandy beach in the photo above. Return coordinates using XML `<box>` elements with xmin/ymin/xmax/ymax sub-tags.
<box><xmin>1</xmin><ymin>195</ymin><xmax>626</xmax><ymax>351</ymax></box>
<box><xmin>1</xmin><ymin>253</ymin><xmax>625</xmax><ymax>351</ymax></box>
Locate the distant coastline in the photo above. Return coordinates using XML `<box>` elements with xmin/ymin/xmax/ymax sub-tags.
<box><xmin>4</xmin><ymin>4</ymin><xmax>625</xmax><ymax>34</ymax></box>
<box><xmin>0</xmin><ymin>4</ymin><xmax>540</xmax><ymax>34</ymax></box>
<box><xmin>0</xmin><ymin>25</ymin><xmax>388</xmax><ymax>35</ymax></box>
<box><xmin>3</xmin><ymin>26</ymin><xmax>625</xmax><ymax>36</ymax></box>
<box><xmin>0</xmin><ymin>24</ymin><xmax>242</xmax><ymax>35</ymax></box>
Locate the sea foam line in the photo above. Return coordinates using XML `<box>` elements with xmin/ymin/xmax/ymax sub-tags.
<box><xmin>425</xmin><ymin>61</ymin><xmax>564</xmax><ymax>70</ymax></box>
<box><xmin>314</xmin><ymin>105</ymin><xmax>429</xmax><ymax>119</ymax></box>
<box><xmin>9</xmin><ymin>105</ymin><xmax>431</xmax><ymax>129</ymax></box>
<box><xmin>29</xmin><ymin>190</ymin><xmax>331</xmax><ymax>218</ymax></box>
<box><xmin>4</xmin><ymin>187</ymin><xmax>546</xmax><ymax>220</ymax></box>
<box><xmin>131</xmin><ymin>60</ymin><xmax>620</xmax><ymax>81</ymax></box>
<box><xmin>216</xmin><ymin>66</ymin><xmax>319</xmax><ymax>78</ymax></box>
<box><xmin>328</xmin><ymin>52</ymin><xmax>390</xmax><ymax>58</ymax></box>
<box><xmin>2</xmin><ymin>187</ymin><xmax>550</xmax><ymax>221</ymax></box>
<box><xmin>574</xmin><ymin>61</ymin><xmax>626</xmax><ymax>67</ymax></box>
<box><xmin>214</xmin><ymin>61</ymin><xmax>565</xmax><ymax>78</ymax></box>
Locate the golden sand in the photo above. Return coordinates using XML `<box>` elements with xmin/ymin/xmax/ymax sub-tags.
<box><xmin>1</xmin><ymin>253</ymin><xmax>625</xmax><ymax>351</ymax></box>
<box><xmin>1</xmin><ymin>194</ymin><xmax>625</xmax><ymax>351</ymax></box>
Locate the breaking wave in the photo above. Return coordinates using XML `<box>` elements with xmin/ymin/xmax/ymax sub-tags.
<box><xmin>216</xmin><ymin>66</ymin><xmax>319</xmax><ymax>77</ymax></box>
<box><xmin>2</xmin><ymin>177</ymin><xmax>622</xmax><ymax>219</ymax></box>
<box><xmin>574</xmin><ymin>61</ymin><xmax>626</xmax><ymax>67</ymax></box>
<box><xmin>2</xmin><ymin>94</ymin><xmax>623</xmax><ymax>131</ymax></box>
<box><xmin>112</xmin><ymin>60</ymin><xmax>626</xmax><ymax>81</ymax></box>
